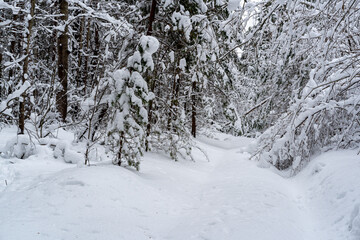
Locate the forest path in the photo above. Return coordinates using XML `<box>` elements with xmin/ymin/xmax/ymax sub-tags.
<box><xmin>161</xmin><ymin>136</ymin><xmax>322</xmax><ymax>240</ymax></box>
<box><xmin>0</xmin><ymin>134</ymin><xmax>334</xmax><ymax>240</ymax></box>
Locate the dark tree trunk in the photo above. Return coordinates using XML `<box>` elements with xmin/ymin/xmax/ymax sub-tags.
<box><xmin>0</xmin><ymin>52</ymin><xmax>2</xmax><ymax>99</ymax></box>
<box><xmin>83</xmin><ymin>18</ymin><xmax>91</xmax><ymax>94</ymax></box>
<box><xmin>117</xmin><ymin>132</ymin><xmax>125</xmax><ymax>166</ymax></box>
<box><xmin>145</xmin><ymin>77</ymin><xmax>156</xmax><ymax>151</ymax></box>
<box><xmin>167</xmin><ymin>72</ymin><xmax>180</xmax><ymax>131</ymax></box>
<box><xmin>0</xmin><ymin>53</ymin><xmax>2</xmax><ymax>82</ymax></box>
<box><xmin>56</xmin><ymin>0</ymin><xmax>69</xmax><ymax>122</ymax></box>
<box><xmin>145</xmin><ymin>0</ymin><xmax>157</xmax><ymax>151</ymax></box>
<box><xmin>91</xmin><ymin>23</ymin><xmax>100</xmax><ymax>89</ymax></box>
<box><xmin>8</xmin><ymin>13</ymin><xmax>18</xmax><ymax>84</ymax></box>
<box><xmin>191</xmin><ymin>81</ymin><xmax>196</xmax><ymax>138</ymax></box>
<box><xmin>19</xmin><ymin>0</ymin><xmax>36</xmax><ymax>134</ymax></box>
<box><xmin>147</xmin><ymin>0</ymin><xmax>157</xmax><ymax>35</ymax></box>
<box><xmin>76</xmin><ymin>17</ymin><xmax>84</xmax><ymax>88</ymax></box>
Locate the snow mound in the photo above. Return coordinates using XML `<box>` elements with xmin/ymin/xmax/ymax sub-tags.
<box><xmin>0</xmin><ymin>160</ymin><xmax>15</xmax><ymax>192</ymax></box>
<box><xmin>2</xmin><ymin>135</ymin><xmax>34</xmax><ymax>159</ymax></box>
<box><xmin>297</xmin><ymin>150</ymin><xmax>360</xmax><ymax>240</ymax></box>
<box><xmin>53</xmin><ymin>140</ymin><xmax>83</xmax><ymax>164</ymax></box>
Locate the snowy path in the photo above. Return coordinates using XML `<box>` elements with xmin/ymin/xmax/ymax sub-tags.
<box><xmin>0</xmin><ymin>135</ymin><xmax>359</xmax><ymax>240</ymax></box>
<box><xmin>162</xmin><ymin>140</ymin><xmax>319</xmax><ymax>240</ymax></box>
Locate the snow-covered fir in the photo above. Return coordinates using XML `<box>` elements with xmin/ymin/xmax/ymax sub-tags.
<box><xmin>0</xmin><ymin>0</ymin><xmax>359</xmax><ymax>239</ymax></box>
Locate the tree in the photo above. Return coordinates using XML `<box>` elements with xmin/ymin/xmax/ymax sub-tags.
<box><xmin>57</xmin><ymin>0</ymin><xmax>69</xmax><ymax>122</ymax></box>
<box><xmin>19</xmin><ymin>0</ymin><xmax>35</xmax><ymax>134</ymax></box>
<box><xmin>107</xmin><ymin>35</ymin><xmax>159</xmax><ymax>169</ymax></box>
<box><xmin>252</xmin><ymin>0</ymin><xmax>360</xmax><ymax>175</ymax></box>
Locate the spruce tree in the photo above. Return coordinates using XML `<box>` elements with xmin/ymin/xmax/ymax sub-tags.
<box><xmin>107</xmin><ymin>36</ymin><xmax>159</xmax><ymax>169</ymax></box>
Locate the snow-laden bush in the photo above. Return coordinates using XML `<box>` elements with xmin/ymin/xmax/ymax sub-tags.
<box><xmin>1</xmin><ymin>135</ymin><xmax>34</xmax><ymax>159</ymax></box>
<box><xmin>251</xmin><ymin>0</ymin><xmax>360</xmax><ymax>175</ymax></box>
<box><xmin>52</xmin><ymin>140</ymin><xmax>83</xmax><ymax>164</ymax></box>
<box><xmin>149</xmin><ymin>130</ymin><xmax>193</xmax><ymax>161</ymax></box>
<box><xmin>254</xmin><ymin>57</ymin><xmax>360</xmax><ymax>175</ymax></box>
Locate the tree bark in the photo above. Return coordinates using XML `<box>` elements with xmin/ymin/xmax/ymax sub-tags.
<box><xmin>147</xmin><ymin>0</ymin><xmax>157</xmax><ymax>35</ymax></box>
<box><xmin>145</xmin><ymin>0</ymin><xmax>157</xmax><ymax>151</ymax></box>
<box><xmin>191</xmin><ymin>81</ymin><xmax>196</xmax><ymax>138</ymax></box>
<box><xmin>0</xmin><ymin>53</ymin><xmax>2</xmax><ymax>82</ymax></box>
<box><xmin>167</xmin><ymin>71</ymin><xmax>180</xmax><ymax>131</ymax></box>
<box><xmin>83</xmin><ymin>18</ymin><xmax>91</xmax><ymax>94</ymax></box>
<box><xmin>91</xmin><ymin>23</ymin><xmax>100</xmax><ymax>89</ymax></box>
<box><xmin>0</xmin><ymin>52</ymin><xmax>2</xmax><ymax>99</ymax></box>
<box><xmin>19</xmin><ymin>0</ymin><xmax>35</xmax><ymax>134</ymax></box>
<box><xmin>145</xmin><ymin>77</ymin><xmax>156</xmax><ymax>151</ymax></box>
<box><xmin>8</xmin><ymin>13</ymin><xmax>18</xmax><ymax>84</ymax></box>
<box><xmin>56</xmin><ymin>0</ymin><xmax>69</xmax><ymax>122</ymax></box>
<box><xmin>117</xmin><ymin>132</ymin><xmax>124</xmax><ymax>166</ymax></box>
<box><xmin>76</xmin><ymin>17</ymin><xmax>84</xmax><ymax>88</ymax></box>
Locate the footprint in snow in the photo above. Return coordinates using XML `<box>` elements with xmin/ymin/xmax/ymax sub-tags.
<box><xmin>59</xmin><ymin>180</ymin><xmax>85</xmax><ymax>187</ymax></box>
<box><xmin>337</xmin><ymin>192</ymin><xmax>346</xmax><ymax>199</ymax></box>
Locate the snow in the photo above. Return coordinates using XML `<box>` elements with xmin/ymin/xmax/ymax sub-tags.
<box><xmin>0</xmin><ymin>81</ymin><xmax>31</xmax><ymax>114</ymax></box>
<box><xmin>179</xmin><ymin>58</ymin><xmax>186</xmax><ymax>71</ymax></box>
<box><xmin>0</xmin><ymin>20</ymin><xmax>11</xmax><ymax>27</ymax></box>
<box><xmin>3</xmin><ymin>134</ymin><xmax>33</xmax><ymax>159</ymax></box>
<box><xmin>142</xmin><ymin>52</ymin><xmax>155</xmax><ymax>70</ymax></box>
<box><xmin>139</xmin><ymin>35</ymin><xmax>159</xmax><ymax>55</ymax></box>
<box><xmin>295</xmin><ymin>151</ymin><xmax>360</xmax><ymax>240</ymax></box>
<box><xmin>113</xmin><ymin>69</ymin><xmax>129</xmax><ymax>91</ymax></box>
<box><xmin>193</xmin><ymin>0</ymin><xmax>208</xmax><ymax>13</ymax></box>
<box><xmin>171</xmin><ymin>12</ymin><xmax>192</xmax><ymax>41</ymax></box>
<box><xmin>125</xmin><ymin>36</ymin><xmax>159</xmax><ymax>72</ymax></box>
<box><xmin>169</xmin><ymin>51</ymin><xmax>175</xmax><ymax>63</ymax></box>
<box><xmin>131</xmin><ymin>71</ymin><xmax>147</xmax><ymax>90</ymax></box>
<box><xmin>0</xmin><ymin>129</ymin><xmax>359</xmax><ymax>240</ymax></box>
<box><xmin>127</xmin><ymin>51</ymin><xmax>142</xmax><ymax>71</ymax></box>
<box><xmin>227</xmin><ymin>0</ymin><xmax>240</xmax><ymax>11</ymax></box>
<box><xmin>164</xmin><ymin>0</ymin><xmax>173</xmax><ymax>8</ymax></box>
<box><xmin>53</xmin><ymin>140</ymin><xmax>83</xmax><ymax>164</ymax></box>
<box><xmin>0</xmin><ymin>0</ymin><xmax>20</xmax><ymax>13</ymax></box>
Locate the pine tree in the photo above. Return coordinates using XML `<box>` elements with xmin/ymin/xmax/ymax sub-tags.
<box><xmin>107</xmin><ymin>35</ymin><xmax>159</xmax><ymax>169</ymax></box>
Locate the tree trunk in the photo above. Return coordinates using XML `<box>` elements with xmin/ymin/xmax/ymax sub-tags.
<box><xmin>91</xmin><ymin>23</ymin><xmax>100</xmax><ymax>89</ymax></box>
<box><xmin>56</xmin><ymin>0</ymin><xmax>69</xmax><ymax>122</ymax></box>
<box><xmin>147</xmin><ymin>0</ymin><xmax>157</xmax><ymax>35</ymax></box>
<box><xmin>83</xmin><ymin>18</ymin><xmax>91</xmax><ymax>95</ymax></box>
<box><xmin>0</xmin><ymin>52</ymin><xmax>2</xmax><ymax>99</ymax></box>
<box><xmin>76</xmin><ymin>17</ymin><xmax>84</xmax><ymax>88</ymax></box>
<box><xmin>191</xmin><ymin>81</ymin><xmax>196</xmax><ymax>138</ymax></box>
<box><xmin>145</xmin><ymin>0</ymin><xmax>157</xmax><ymax>151</ymax></box>
<box><xmin>0</xmin><ymin>53</ymin><xmax>2</xmax><ymax>82</ymax></box>
<box><xmin>8</xmin><ymin>13</ymin><xmax>18</xmax><ymax>84</ymax></box>
<box><xmin>117</xmin><ymin>132</ymin><xmax>124</xmax><ymax>166</ymax></box>
<box><xmin>167</xmin><ymin>72</ymin><xmax>180</xmax><ymax>131</ymax></box>
<box><xmin>145</xmin><ymin>77</ymin><xmax>156</xmax><ymax>151</ymax></box>
<box><xmin>19</xmin><ymin>0</ymin><xmax>36</xmax><ymax>134</ymax></box>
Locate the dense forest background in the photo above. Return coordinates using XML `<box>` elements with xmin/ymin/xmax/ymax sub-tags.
<box><xmin>0</xmin><ymin>0</ymin><xmax>359</xmax><ymax>175</ymax></box>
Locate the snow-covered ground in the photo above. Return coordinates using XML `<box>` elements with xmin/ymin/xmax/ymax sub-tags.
<box><xmin>0</xmin><ymin>129</ymin><xmax>359</xmax><ymax>240</ymax></box>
